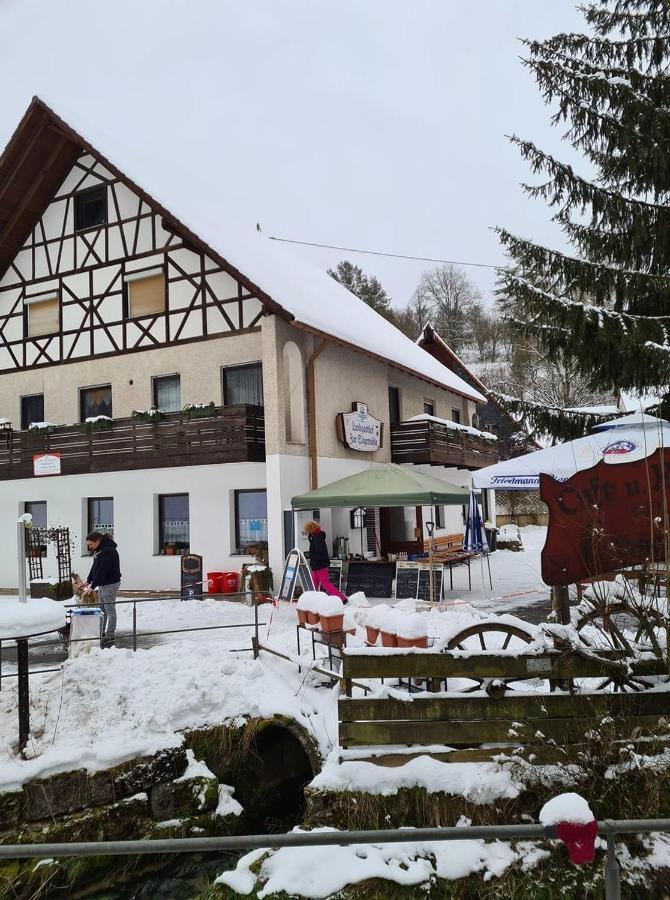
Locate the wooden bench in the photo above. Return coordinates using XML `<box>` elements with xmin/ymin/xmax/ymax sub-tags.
<box><xmin>428</xmin><ymin>533</ymin><xmax>474</xmax><ymax>590</ymax></box>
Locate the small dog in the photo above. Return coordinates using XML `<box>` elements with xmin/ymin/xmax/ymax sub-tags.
<box><xmin>71</xmin><ymin>574</ymin><xmax>99</xmax><ymax>607</ymax></box>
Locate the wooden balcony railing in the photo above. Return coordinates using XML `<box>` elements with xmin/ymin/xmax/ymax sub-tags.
<box><xmin>0</xmin><ymin>405</ymin><xmax>265</xmax><ymax>480</ymax></box>
<box><xmin>390</xmin><ymin>419</ymin><xmax>498</xmax><ymax>470</ymax></box>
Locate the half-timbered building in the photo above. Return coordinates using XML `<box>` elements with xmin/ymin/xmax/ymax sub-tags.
<box><xmin>0</xmin><ymin>98</ymin><xmax>495</xmax><ymax>589</ymax></box>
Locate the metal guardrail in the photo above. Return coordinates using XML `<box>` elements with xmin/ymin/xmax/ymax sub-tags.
<box><xmin>2</xmin><ymin>818</ymin><xmax>668</xmax><ymax>898</ymax></box>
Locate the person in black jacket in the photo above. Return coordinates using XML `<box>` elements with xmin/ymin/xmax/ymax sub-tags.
<box><xmin>303</xmin><ymin>521</ymin><xmax>347</xmax><ymax>603</ymax></box>
<box><xmin>83</xmin><ymin>532</ymin><xmax>121</xmax><ymax>648</ymax></box>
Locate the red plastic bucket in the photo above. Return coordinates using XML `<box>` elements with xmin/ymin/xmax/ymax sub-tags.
<box><xmin>207</xmin><ymin>572</ymin><xmax>224</xmax><ymax>594</ymax></box>
<box><xmin>221</xmin><ymin>572</ymin><xmax>239</xmax><ymax>594</ymax></box>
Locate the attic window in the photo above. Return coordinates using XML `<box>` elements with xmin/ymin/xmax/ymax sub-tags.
<box><xmin>74</xmin><ymin>185</ymin><xmax>107</xmax><ymax>231</ymax></box>
<box><xmin>26</xmin><ymin>296</ymin><xmax>59</xmax><ymax>338</ymax></box>
<box><xmin>125</xmin><ymin>269</ymin><xmax>166</xmax><ymax>318</ymax></box>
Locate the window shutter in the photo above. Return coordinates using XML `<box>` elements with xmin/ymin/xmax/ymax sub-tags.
<box><xmin>128</xmin><ymin>274</ymin><xmax>165</xmax><ymax>317</ymax></box>
<box><xmin>28</xmin><ymin>298</ymin><xmax>59</xmax><ymax>337</ymax></box>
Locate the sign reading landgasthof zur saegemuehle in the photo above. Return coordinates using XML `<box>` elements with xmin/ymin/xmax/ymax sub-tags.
<box><xmin>338</xmin><ymin>402</ymin><xmax>383</xmax><ymax>452</ymax></box>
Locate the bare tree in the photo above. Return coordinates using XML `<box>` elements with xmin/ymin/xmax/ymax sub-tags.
<box><xmin>411</xmin><ymin>265</ymin><xmax>482</xmax><ymax>354</ymax></box>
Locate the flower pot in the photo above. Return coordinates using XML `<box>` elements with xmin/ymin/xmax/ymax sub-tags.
<box><xmin>164</xmin><ymin>545</ymin><xmax>176</xmax><ymax>556</ymax></box>
<box><xmin>306</xmin><ymin>611</ymin><xmax>320</xmax><ymax>625</ymax></box>
<box><xmin>380</xmin><ymin>630</ymin><xmax>397</xmax><ymax>647</ymax></box>
<box><xmin>397</xmin><ymin>635</ymin><xmax>428</xmax><ymax>648</ymax></box>
<box><xmin>365</xmin><ymin>625</ymin><xmax>379</xmax><ymax>645</ymax></box>
<box><xmin>297</xmin><ymin>609</ymin><xmax>308</xmax><ymax>626</ymax></box>
<box><xmin>320</xmin><ymin>613</ymin><xmax>344</xmax><ymax>634</ymax></box>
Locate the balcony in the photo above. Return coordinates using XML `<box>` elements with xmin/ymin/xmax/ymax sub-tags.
<box><xmin>390</xmin><ymin>419</ymin><xmax>497</xmax><ymax>470</ymax></box>
<box><xmin>0</xmin><ymin>405</ymin><xmax>265</xmax><ymax>480</ymax></box>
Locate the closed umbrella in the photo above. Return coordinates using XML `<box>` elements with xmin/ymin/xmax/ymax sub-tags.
<box><xmin>464</xmin><ymin>488</ymin><xmax>492</xmax><ymax>595</ymax></box>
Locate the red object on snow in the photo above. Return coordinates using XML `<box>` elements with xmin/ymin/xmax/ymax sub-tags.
<box><xmin>555</xmin><ymin>821</ymin><xmax>598</xmax><ymax>864</ymax></box>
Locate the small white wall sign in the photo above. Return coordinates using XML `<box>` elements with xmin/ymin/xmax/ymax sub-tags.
<box><xmin>338</xmin><ymin>402</ymin><xmax>383</xmax><ymax>452</ymax></box>
<box><xmin>33</xmin><ymin>453</ymin><xmax>61</xmax><ymax>477</ymax></box>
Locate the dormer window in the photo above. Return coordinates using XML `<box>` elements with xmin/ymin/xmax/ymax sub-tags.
<box><xmin>26</xmin><ymin>294</ymin><xmax>59</xmax><ymax>338</ymax></box>
<box><xmin>74</xmin><ymin>184</ymin><xmax>107</xmax><ymax>231</ymax></box>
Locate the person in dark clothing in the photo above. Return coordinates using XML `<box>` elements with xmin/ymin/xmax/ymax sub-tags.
<box><xmin>303</xmin><ymin>521</ymin><xmax>347</xmax><ymax>603</ymax></box>
<box><xmin>83</xmin><ymin>532</ymin><xmax>121</xmax><ymax>648</ymax></box>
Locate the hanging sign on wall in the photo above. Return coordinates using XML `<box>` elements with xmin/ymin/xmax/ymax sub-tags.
<box><xmin>337</xmin><ymin>402</ymin><xmax>383</xmax><ymax>453</ymax></box>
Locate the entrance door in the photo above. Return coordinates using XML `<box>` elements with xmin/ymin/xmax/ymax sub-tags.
<box><xmin>379</xmin><ymin>507</ymin><xmax>424</xmax><ymax>556</ymax></box>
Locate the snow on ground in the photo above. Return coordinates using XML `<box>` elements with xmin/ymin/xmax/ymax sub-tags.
<box><xmin>0</xmin><ymin>528</ymin><xmax>552</xmax><ymax>791</ymax></box>
<box><xmin>0</xmin><ymin>596</ymin><xmax>66</xmax><ymax>640</ymax></box>
<box><xmin>215</xmin><ymin>827</ymin><xmax>547</xmax><ymax>898</ymax></box>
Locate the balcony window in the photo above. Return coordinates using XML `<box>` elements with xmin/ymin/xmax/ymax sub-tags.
<box><xmin>223</xmin><ymin>363</ymin><xmax>263</xmax><ymax>407</ymax></box>
<box><xmin>21</xmin><ymin>394</ymin><xmax>44</xmax><ymax>429</ymax></box>
<box><xmin>388</xmin><ymin>386</ymin><xmax>401</xmax><ymax>426</ymax></box>
<box><xmin>153</xmin><ymin>374</ymin><xmax>181</xmax><ymax>413</ymax></box>
<box><xmin>74</xmin><ymin>185</ymin><xmax>107</xmax><ymax>231</ymax></box>
<box><xmin>88</xmin><ymin>497</ymin><xmax>114</xmax><ymax>537</ymax></box>
<box><xmin>26</xmin><ymin>296</ymin><xmax>59</xmax><ymax>338</ymax></box>
<box><xmin>158</xmin><ymin>493</ymin><xmax>189</xmax><ymax>553</ymax></box>
<box><xmin>424</xmin><ymin>400</ymin><xmax>435</xmax><ymax>417</ymax></box>
<box><xmin>24</xmin><ymin>500</ymin><xmax>47</xmax><ymax>557</ymax></box>
<box><xmin>80</xmin><ymin>385</ymin><xmax>112</xmax><ymax>422</ymax></box>
<box><xmin>235</xmin><ymin>489</ymin><xmax>268</xmax><ymax>552</ymax></box>
<box><xmin>451</xmin><ymin>408</ymin><xmax>461</xmax><ymax>424</ymax></box>
<box><xmin>126</xmin><ymin>269</ymin><xmax>166</xmax><ymax>318</ymax></box>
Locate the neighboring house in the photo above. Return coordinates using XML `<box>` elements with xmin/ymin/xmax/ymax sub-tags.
<box><xmin>0</xmin><ymin>98</ymin><xmax>496</xmax><ymax>589</ymax></box>
<box><xmin>417</xmin><ymin>324</ymin><xmax>537</xmax><ymax>461</ymax></box>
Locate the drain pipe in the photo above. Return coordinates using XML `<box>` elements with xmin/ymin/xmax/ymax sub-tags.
<box><xmin>307</xmin><ymin>339</ymin><xmax>330</xmax><ymax>490</ymax></box>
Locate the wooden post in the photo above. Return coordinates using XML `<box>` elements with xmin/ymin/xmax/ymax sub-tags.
<box><xmin>554</xmin><ymin>586</ymin><xmax>570</xmax><ymax>625</ymax></box>
<box><xmin>17</xmin><ymin>638</ymin><xmax>29</xmax><ymax>755</ymax></box>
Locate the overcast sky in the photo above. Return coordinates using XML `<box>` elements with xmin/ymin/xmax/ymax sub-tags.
<box><xmin>0</xmin><ymin>0</ymin><xmax>584</xmax><ymax>309</ymax></box>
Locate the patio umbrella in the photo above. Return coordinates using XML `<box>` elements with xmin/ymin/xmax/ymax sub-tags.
<box><xmin>464</xmin><ymin>488</ymin><xmax>489</xmax><ymax>554</ymax></box>
<box><xmin>463</xmin><ymin>488</ymin><xmax>492</xmax><ymax>596</ymax></box>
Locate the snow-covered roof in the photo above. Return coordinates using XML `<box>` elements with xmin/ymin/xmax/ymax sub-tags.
<box><xmin>17</xmin><ymin>97</ymin><xmax>484</xmax><ymax>404</ymax></box>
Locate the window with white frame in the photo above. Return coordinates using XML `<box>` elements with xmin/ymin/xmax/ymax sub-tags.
<box><xmin>26</xmin><ymin>295</ymin><xmax>59</xmax><ymax>338</ymax></box>
<box><xmin>126</xmin><ymin>268</ymin><xmax>166</xmax><ymax>318</ymax></box>
<box><xmin>158</xmin><ymin>493</ymin><xmax>190</xmax><ymax>553</ymax></box>
<box><xmin>153</xmin><ymin>374</ymin><xmax>181</xmax><ymax>412</ymax></box>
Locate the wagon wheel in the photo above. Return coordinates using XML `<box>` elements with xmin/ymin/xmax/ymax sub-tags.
<box><xmin>576</xmin><ymin>601</ymin><xmax>668</xmax><ymax>692</ymax></box>
<box><xmin>445</xmin><ymin>621</ymin><xmax>539</xmax><ymax>694</ymax></box>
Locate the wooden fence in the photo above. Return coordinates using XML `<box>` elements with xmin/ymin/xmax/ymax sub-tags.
<box><xmin>340</xmin><ymin>649</ymin><xmax>670</xmax><ymax>764</ymax></box>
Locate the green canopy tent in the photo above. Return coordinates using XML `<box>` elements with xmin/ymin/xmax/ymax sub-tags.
<box><xmin>291</xmin><ymin>463</ymin><xmax>469</xmax><ymax>509</ymax></box>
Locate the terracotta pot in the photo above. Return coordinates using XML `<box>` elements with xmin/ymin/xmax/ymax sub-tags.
<box><xmin>365</xmin><ymin>625</ymin><xmax>379</xmax><ymax>645</ymax></box>
<box><xmin>297</xmin><ymin>609</ymin><xmax>308</xmax><ymax>626</ymax></box>
<box><xmin>380</xmin><ymin>630</ymin><xmax>398</xmax><ymax>648</ymax></box>
<box><xmin>320</xmin><ymin>613</ymin><xmax>344</xmax><ymax>634</ymax></box>
<box><xmin>397</xmin><ymin>635</ymin><xmax>428</xmax><ymax>648</ymax></box>
<box><xmin>306</xmin><ymin>611</ymin><xmax>320</xmax><ymax>625</ymax></box>
<box><xmin>164</xmin><ymin>545</ymin><xmax>176</xmax><ymax>556</ymax></box>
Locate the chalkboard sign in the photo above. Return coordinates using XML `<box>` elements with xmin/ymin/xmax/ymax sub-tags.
<box><xmin>327</xmin><ymin>560</ymin><xmax>343</xmax><ymax>592</ymax></box>
<box><xmin>417</xmin><ymin>565</ymin><xmax>443</xmax><ymax>603</ymax></box>
<box><xmin>346</xmin><ymin>562</ymin><xmax>394</xmax><ymax>598</ymax></box>
<box><xmin>395</xmin><ymin>561</ymin><xmax>420</xmax><ymax>600</ymax></box>
<box><xmin>278</xmin><ymin>549</ymin><xmax>314</xmax><ymax>601</ymax></box>
<box><xmin>181</xmin><ymin>554</ymin><xmax>203</xmax><ymax>601</ymax></box>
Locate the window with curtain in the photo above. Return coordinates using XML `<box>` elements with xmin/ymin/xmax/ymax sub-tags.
<box><xmin>80</xmin><ymin>385</ymin><xmax>112</xmax><ymax>421</ymax></box>
<box><xmin>235</xmin><ymin>489</ymin><xmax>268</xmax><ymax>551</ymax></box>
<box><xmin>153</xmin><ymin>374</ymin><xmax>181</xmax><ymax>412</ymax></box>
<box><xmin>88</xmin><ymin>497</ymin><xmax>114</xmax><ymax>536</ymax></box>
<box><xmin>24</xmin><ymin>500</ymin><xmax>47</xmax><ymax>556</ymax></box>
<box><xmin>158</xmin><ymin>493</ymin><xmax>190</xmax><ymax>552</ymax></box>
<box><xmin>21</xmin><ymin>394</ymin><xmax>44</xmax><ymax>429</ymax></box>
<box><xmin>222</xmin><ymin>363</ymin><xmax>263</xmax><ymax>407</ymax></box>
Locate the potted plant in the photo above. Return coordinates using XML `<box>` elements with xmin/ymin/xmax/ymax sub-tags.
<box><xmin>164</xmin><ymin>543</ymin><xmax>177</xmax><ymax>556</ymax></box>
<box><xmin>132</xmin><ymin>407</ymin><xmax>165</xmax><ymax>424</ymax></box>
<box><xmin>83</xmin><ymin>416</ymin><xmax>113</xmax><ymax>434</ymax></box>
<box><xmin>182</xmin><ymin>402</ymin><xmax>216</xmax><ymax>421</ymax></box>
<box><xmin>241</xmin><ymin>543</ymin><xmax>273</xmax><ymax>603</ymax></box>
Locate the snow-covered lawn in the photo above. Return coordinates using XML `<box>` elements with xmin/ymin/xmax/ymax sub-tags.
<box><xmin>0</xmin><ymin>528</ymin><xmax>553</xmax><ymax>792</ymax></box>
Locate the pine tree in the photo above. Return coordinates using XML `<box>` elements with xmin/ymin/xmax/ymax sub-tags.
<box><xmin>497</xmin><ymin>0</ymin><xmax>670</xmax><ymax>438</ymax></box>
<box><xmin>327</xmin><ymin>260</ymin><xmax>393</xmax><ymax>318</ymax></box>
